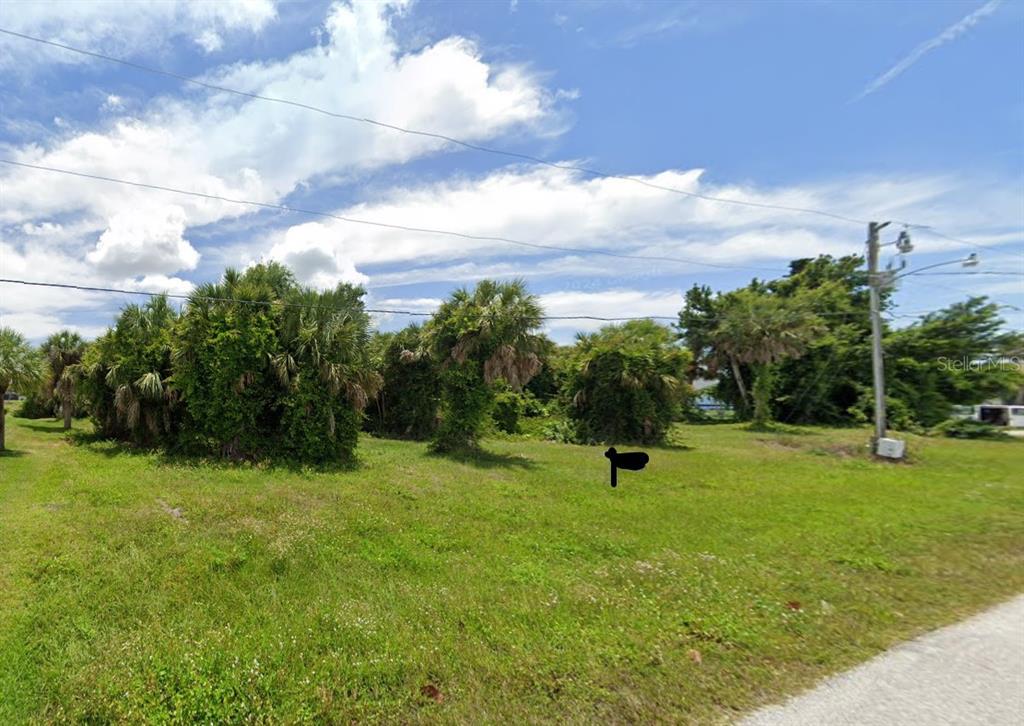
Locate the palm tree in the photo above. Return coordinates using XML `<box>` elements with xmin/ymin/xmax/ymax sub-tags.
<box><xmin>713</xmin><ymin>290</ymin><xmax>825</xmax><ymax>428</ymax></box>
<box><xmin>0</xmin><ymin>327</ymin><xmax>43</xmax><ymax>451</ymax></box>
<box><xmin>275</xmin><ymin>284</ymin><xmax>381</xmax><ymax>436</ymax></box>
<box><xmin>81</xmin><ymin>296</ymin><xmax>178</xmax><ymax>444</ymax></box>
<box><xmin>43</xmin><ymin>330</ymin><xmax>87</xmax><ymax>430</ymax></box>
<box><xmin>424</xmin><ymin>279</ymin><xmax>545</xmax><ymax>451</ymax></box>
<box><xmin>569</xmin><ymin>319</ymin><xmax>689</xmax><ymax>444</ymax></box>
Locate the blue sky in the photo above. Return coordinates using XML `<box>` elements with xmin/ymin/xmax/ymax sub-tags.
<box><xmin>1</xmin><ymin>0</ymin><xmax>1021</xmax><ymax>342</ymax></box>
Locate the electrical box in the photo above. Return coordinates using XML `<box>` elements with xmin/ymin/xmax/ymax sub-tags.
<box><xmin>875</xmin><ymin>437</ymin><xmax>906</xmax><ymax>460</ymax></box>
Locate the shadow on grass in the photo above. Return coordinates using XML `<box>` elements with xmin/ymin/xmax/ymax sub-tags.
<box><xmin>18</xmin><ymin>421</ymin><xmax>69</xmax><ymax>434</ymax></box>
<box><xmin>67</xmin><ymin>430</ymin><xmax>361</xmax><ymax>474</ymax></box>
<box><xmin>427</xmin><ymin>447</ymin><xmax>536</xmax><ymax>470</ymax></box>
<box><xmin>0</xmin><ymin>448</ymin><xmax>27</xmax><ymax>457</ymax></box>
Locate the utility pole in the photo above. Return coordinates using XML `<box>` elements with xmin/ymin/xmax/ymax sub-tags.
<box><xmin>867</xmin><ymin>221</ymin><xmax>889</xmax><ymax>448</ymax></box>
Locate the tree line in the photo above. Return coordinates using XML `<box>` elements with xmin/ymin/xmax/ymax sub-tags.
<box><xmin>2</xmin><ymin>255</ymin><xmax>1020</xmax><ymax>455</ymax></box>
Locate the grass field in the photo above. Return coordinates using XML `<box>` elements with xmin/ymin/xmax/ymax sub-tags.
<box><xmin>2</xmin><ymin>411</ymin><xmax>1022</xmax><ymax>723</ymax></box>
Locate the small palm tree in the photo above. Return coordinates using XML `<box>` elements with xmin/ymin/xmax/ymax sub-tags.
<box><xmin>424</xmin><ymin>279</ymin><xmax>545</xmax><ymax>451</ymax></box>
<box><xmin>81</xmin><ymin>296</ymin><xmax>178</xmax><ymax>444</ymax></box>
<box><xmin>0</xmin><ymin>327</ymin><xmax>43</xmax><ymax>451</ymax></box>
<box><xmin>714</xmin><ymin>290</ymin><xmax>825</xmax><ymax>428</ymax></box>
<box><xmin>569</xmin><ymin>320</ymin><xmax>689</xmax><ymax>444</ymax></box>
<box><xmin>43</xmin><ymin>330</ymin><xmax>87</xmax><ymax>430</ymax></box>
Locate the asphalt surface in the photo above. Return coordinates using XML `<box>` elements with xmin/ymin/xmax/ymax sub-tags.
<box><xmin>740</xmin><ymin>595</ymin><xmax>1024</xmax><ymax>726</ymax></box>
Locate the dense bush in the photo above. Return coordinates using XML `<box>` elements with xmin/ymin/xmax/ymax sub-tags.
<box><xmin>172</xmin><ymin>264</ymin><xmax>377</xmax><ymax>463</ymax></box>
<box><xmin>424</xmin><ymin>279</ymin><xmax>544</xmax><ymax>452</ymax></box>
<box><xmin>565</xmin><ymin>320</ymin><xmax>691</xmax><ymax>445</ymax></box>
<box><xmin>78</xmin><ymin>263</ymin><xmax>377</xmax><ymax>464</ymax></box>
<box><xmin>366</xmin><ymin>326</ymin><xmax>438</xmax><ymax>439</ymax></box>
<box><xmin>524</xmin><ymin>336</ymin><xmax>563</xmax><ymax>402</ymax></box>
<box><xmin>14</xmin><ymin>387</ymin><xmax>55</xmax><ymax>419</ymax></box>
<box><xmin>540</xmin><ymin>416</ymin><xmax>577</xmax><ymax>444</ymax></box>
<box><xmin>173</xmin><ymin>267</ymin><xmax>284</xmax><ymax>458</ymax></box>
<box><xmin>491</xmin><ymin>387</ymin><xmax>525</xmax><ymax>434</ymax></box>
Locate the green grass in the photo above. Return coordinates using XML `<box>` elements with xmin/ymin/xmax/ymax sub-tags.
<box><xmin>2</xmin><ymin>412</ymin><xmax>1022</xmax><ymax>723</ymax></box>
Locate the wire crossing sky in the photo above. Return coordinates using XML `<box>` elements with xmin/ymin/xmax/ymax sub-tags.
<box><xmin>0</xmin><ymin>0</ymin><xmax>1020</xmax><ymax>341</ymax></box>
<box><xmin>0</xmin><ymin>24</ymin><xmax>1001</xmax><ymax>254</ymax></box>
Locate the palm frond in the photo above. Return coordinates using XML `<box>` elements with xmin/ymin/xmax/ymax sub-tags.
<box><xmin>135</xmin><ymin>371</ymin><xmax>163</xmax><ymax>400</ymax></box>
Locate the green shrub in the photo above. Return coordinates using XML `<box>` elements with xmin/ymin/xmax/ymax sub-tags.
<box><xmin>14</xmin><ymin>388</ymin><xmax>54</xmax><ymax>418</ymax></box>
<box><xmin>565</xmin><ymin>320</ymin><xmax>691</xmax><ymax>445</ymax></box>
<box><xmin>433</xmin><ymin>365</ymin><xmax>495</xmax><ymax>451</ymax></box>
<box><xmin>366</xmin><ymin>326</ymin><xmax>438</xmax><ymax>439</ymax></box>
<box><xmin>172</xmin><ymin>264</ymin><xmax>376</xmax><ymax>463</ymax></box>
<box><xmin>492</xmin><ymin>387</ymin><xmax>525</xmax><ymax>434</ymax></box>
<box><xmin>174</xmin><ymin>290</ymin><xmax>280</xmax><ymax>458</ymax></box>
<box><xmin>541</xmin><ymin>416</ymin><xmax>577</xmax><ymax>444</ymax></box>
<box><xmin>932</xmin><ymin>418</ymin><xmax>1010</xmax><ymax>440</ymax></box>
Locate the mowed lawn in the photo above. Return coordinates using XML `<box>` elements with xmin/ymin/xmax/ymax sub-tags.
<box><xmin>1</xmin><ymin>413</ymin><xmax>1022</xmax><ymax>723</ymax></box>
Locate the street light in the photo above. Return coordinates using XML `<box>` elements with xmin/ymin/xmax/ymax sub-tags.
<box><xmin>893</xmin><ymin>253</ymin><xmax>982</xmax><ymax>281</ymax></box>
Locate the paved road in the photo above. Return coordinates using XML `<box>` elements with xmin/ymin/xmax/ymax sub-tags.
<box><xmin>741</xmin><ymin>595</ymin><xmax>1024</xmax><ymax>726</ymax></box>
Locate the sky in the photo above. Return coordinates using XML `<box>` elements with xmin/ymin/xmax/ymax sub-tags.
<box><xmin>0</xmin><ymin>0</ymin><xmax>1021</xmax><ymax>343</ymax></box>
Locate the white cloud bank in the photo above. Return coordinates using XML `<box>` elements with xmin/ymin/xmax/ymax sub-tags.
<box><xmin>0</xmin><ymin>0</ymin><xmax>278</xmax><ymax>68</ymax></box>
<box><xmin>1</xmin><ymin>0</ymin><xmax>563</xmax><ymax>334</ymax></box>
<box><xmin>256</xmin><ymin>164</ymin><xmax>1022</xmax><ymax>283</ymax></box>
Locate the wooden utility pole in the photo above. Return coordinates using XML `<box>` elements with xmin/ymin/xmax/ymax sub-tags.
<box><xmin>867</xmin><ymin>221</ymin><xmax>890</xmax><ymax>447</ymax></box>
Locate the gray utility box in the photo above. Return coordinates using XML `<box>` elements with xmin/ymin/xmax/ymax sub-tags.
<box><xmin>875</xmin><ymin>437</ymin><xmax>906</xmax><ymax>459</ymax></box>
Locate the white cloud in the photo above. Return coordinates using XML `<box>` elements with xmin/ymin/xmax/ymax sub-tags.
<box><xmin>854</xmin><ymin>0</ymin><xmax>1003</xmax><ymax>101</ymax></box>
<box><xmin>0</xmin><ymin>0</ymin><xmax>563</xmax><ymax>333</ymax></box>
<box><xmin>540</xmin><ymin>289</ymin><xmax>684</xmax><ymax>337</ymax></box>
<box><xmin>123</xmin><ymin>274</ymin><xmax>196</xmax><ymax>297</ymax></box>
<box><xmin>259</xmin><ymin>164</ymin><xmax>1021</xmax><ymax>287</ymax></box>
<box><xmin>101</xmin><ymin>94</ymin><xmax>124</xmax><ymax>112</ymax></box>
<box><xmin>0</xmin><ymin>241</ymin><xmax>114</xmax><ymax>339</ymax></box>
<box><xmin>86</xmin><ymin>206</ymin><xmax>200</xmax><ymax>277</ymax></box>
<box><xmin>0</xmin><ymin>0</ymin><xmax>560</xmax><ymax>246</ymax></box>
<box><xmin>0</xmin><ymin>312</ymin><xmax>107</xmax><ymax>343</ymax></box>
<box><xmin>0</xmin><ymin>0</ymin><xmax>278</xmax><ymax>70</ymax></box>
<box><xmin>195</xmin><ymin>29</ymin><xmax>224</xmax><ymax>54</ymax></box>
<box><xmin>366</xmin><ymin>288</ymin><xmax>685</xmax><ymax>342</ymax></box>
<box><xmin>265</xmin><ymin>223</ymin><xmax>369</xmax><ymax>288</ymax></box>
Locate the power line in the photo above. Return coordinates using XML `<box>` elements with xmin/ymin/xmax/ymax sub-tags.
<box><xmin>0</xmin><ymin>277</ymin><xmax>681</xmax><ymax>321</ymax></box>
<box><xmin>0</xmin><ymin>25</ymin><xmax>1003</xmax><ymax>254</ymax></box>
<box><xmin>899</xmin><ymin>226</ymin><xmax>1005</xmax><ymax>253</ymax></box>
<box><xmin>0</xmin><ymin>276</ymin><xmax>958</xmax><ymax>323</ymax></box>
<box><xmin>0</xmin><ymin>27</ymin><xmax>869</xmax><ymax>225</ymax></box>
<box><xmin>0</xmin><ymin>159</ymin><xmax>785</xmax><ymax>274</ymax></box>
